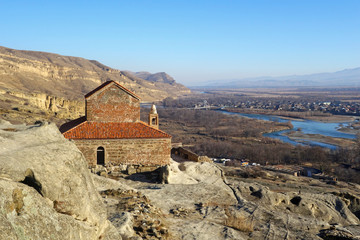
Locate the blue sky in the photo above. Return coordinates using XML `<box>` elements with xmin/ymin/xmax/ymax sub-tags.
<box><xmin>1</xmin><ymin>0</ymin><xmax>359</xmax><ymax>85</ymax></box>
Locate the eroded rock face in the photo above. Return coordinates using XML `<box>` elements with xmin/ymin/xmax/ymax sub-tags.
<box><xmin>232</xmin><ymin>180</ymin><xmax>360</xmax><ymax>239</ymax></box>
<box><xmin>121</xmin><ymin>160</ymin><xmax>242</xmax><ymax>240</ymax></box>
<box><xmin>0</xmin><ymin>121</ymin><xmax>121</xmax><ymax>239</ymax></box>
<box><xmin>119</xmin><ymin>160</ymin><xmax>360</xmax><ymax>240</ymax></box>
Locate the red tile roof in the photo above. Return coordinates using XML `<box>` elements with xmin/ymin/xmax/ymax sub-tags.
<box><xmin>60</xmin><ymin>118</ymin><xmax>171</xmax><ymax>139</ymax></box>
<box><xmin>85</xmin><ymin>80</ymin><xmax>141</xmax><ymax>100</ymax></box>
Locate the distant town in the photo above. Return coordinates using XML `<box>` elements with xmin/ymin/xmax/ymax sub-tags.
<box><xmin>219</xmin><ymin>100</ymin><xmax>360</xmax><ymax>116</ymax></box>
<box><xmin>164</xmin><ymin>96</ymin><xmax>360</xmax><ymax>116</ymax></box>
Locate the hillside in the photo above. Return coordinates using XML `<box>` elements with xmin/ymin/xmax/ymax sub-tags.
<box><xmin>0</xmin><ymin>46</ymin><xmax>191</xmax><ymax>124</ymax></box>
<box><xmin>0</xmin><ymin>46</ymin><xmax>190</xmax><ymax>101</ymax></box>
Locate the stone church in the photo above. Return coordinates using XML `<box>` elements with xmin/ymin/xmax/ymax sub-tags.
<box><xmin>60</xmin><ymin>80</ymin><xmax>171</xmax><ymax>168</ymax></box>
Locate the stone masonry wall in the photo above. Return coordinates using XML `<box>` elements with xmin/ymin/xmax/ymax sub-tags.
<box><xmin>73</xmin><ymin>138</ymin><xmax>171</xmax><ymax>167</ymax></box>
<box><xmin>172</xmin><ymin>147</ymin><xmax>199</xmax><ymax>161</ymax></box>
<box><xmin>86</xmin><ymin>84</ymin><xmax>140</xmax><ymax>122</ymax></box>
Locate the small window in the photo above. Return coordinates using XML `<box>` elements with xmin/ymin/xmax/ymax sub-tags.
<box><xmin>97</xmin><ymin>147</ymin><xmax>105</xmax><ymax>165</ymax></box>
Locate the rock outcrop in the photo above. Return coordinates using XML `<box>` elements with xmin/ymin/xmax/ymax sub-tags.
<box><xmin>118</xmin><ymin>160</ymin><xmax>360</xmax><ymax>240</ymax></box>
<box><xmin>120</xmin><ymin>161</ymin><xmax>244</xmax><ymax>240</ymax></box>
<box><xmin>0</xmin><ymin>120</ymin><xmax>121</xmax><ymax>239</ymax></box>
<box><xmin>0</xmin><ymin>89</ymin><xmax>84</xmax><ymax>124</ymax></box>
<box><xmin>232</xmin><ymin>179</ymin><xmax>359</xmax><ymax>239</ymax></box>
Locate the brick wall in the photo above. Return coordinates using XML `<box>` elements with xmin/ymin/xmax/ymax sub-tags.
<box><xmin>73</xmin><ymin>138</ymin><xmax>171</xmax><ymax>167</ymax></box>
<box><xmin>86</xmin><ymin>84</ymin><xmax>140</xmax><ymax>122</ymax></box>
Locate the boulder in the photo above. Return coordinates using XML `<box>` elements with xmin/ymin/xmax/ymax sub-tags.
<box><xmin>177</xmin><ymin>161</ymin><xmax>225</xmax><ymax>185</ymax></box>
<box><xmin>0</xmin><ymin>121</ymin><xmax>121</xmax><ymax>239</ymax></box>
<box><xmin>163</xmin><ymin>160</ymin><xmax>198</xmax><ymax>184</ymax></box>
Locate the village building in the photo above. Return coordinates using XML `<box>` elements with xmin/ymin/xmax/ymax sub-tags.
<box><xmin>60</xmin><ymin>81</ymin><xmax>171</xmax><ymax>170</ymax></box>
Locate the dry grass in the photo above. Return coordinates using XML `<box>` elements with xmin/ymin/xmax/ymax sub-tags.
<box><xmin>2</xmin><ymin>128</ymin><xmax>17</xmax><ymax>132</ymax></box>
<box><xmin>224</xmin><ymin>208</ymin><xmax>254</xmax><ymax>232</ymax></box>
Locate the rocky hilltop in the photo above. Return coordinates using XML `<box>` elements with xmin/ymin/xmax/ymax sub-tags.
<box><xmin>0</xmin><ymin>46</ymin><xmax>190</xmax><ymax>124</ymax></box>
<box><xmin>126</xmin><ymin>71</ymin><xmax>176</xmax><ymax>84</ymax></box>
<box><xmin>2</xmin><ymin>120</ymin><xmax>360</xmax><ymax>240</ymax></box>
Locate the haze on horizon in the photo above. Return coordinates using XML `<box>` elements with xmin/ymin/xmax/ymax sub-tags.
<box><xmin>0</xmin><ymin>0</ymin><xmax>359</xmax><ymax>86</ymax></box>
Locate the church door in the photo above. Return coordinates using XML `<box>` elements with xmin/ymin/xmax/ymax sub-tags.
<box><xmin>97</xmin><ymin>147</ymin><xmax>105</xmax><ymax>165</ymax></box>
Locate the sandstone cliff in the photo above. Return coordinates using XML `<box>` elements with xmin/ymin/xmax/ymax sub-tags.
<box><xmin>0</xmin><ymin>88</ymin><xmax>84</xmax><ymax>125</ymax></box>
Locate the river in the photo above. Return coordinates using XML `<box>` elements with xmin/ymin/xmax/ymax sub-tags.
<box><xmin>218</xmin><ymin>110</ymin><xmax>357</xmax><ymax>149</ymax></box>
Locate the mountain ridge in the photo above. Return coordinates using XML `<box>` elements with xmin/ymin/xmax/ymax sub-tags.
<box><xmin>199</xmin><ymin>67</ymin><xmax>360</xmax><ymax>88</ymax></box>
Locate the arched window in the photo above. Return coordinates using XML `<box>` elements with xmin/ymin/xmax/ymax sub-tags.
<box><xmin>152</xmin><ymin>117</ymin><xmax>157</xmax><ymax>125</ymax></box>
<box><xmin>97</xmin><ymin>147</ymin><xmax>105</xmax><ymax>165</ymax></box>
